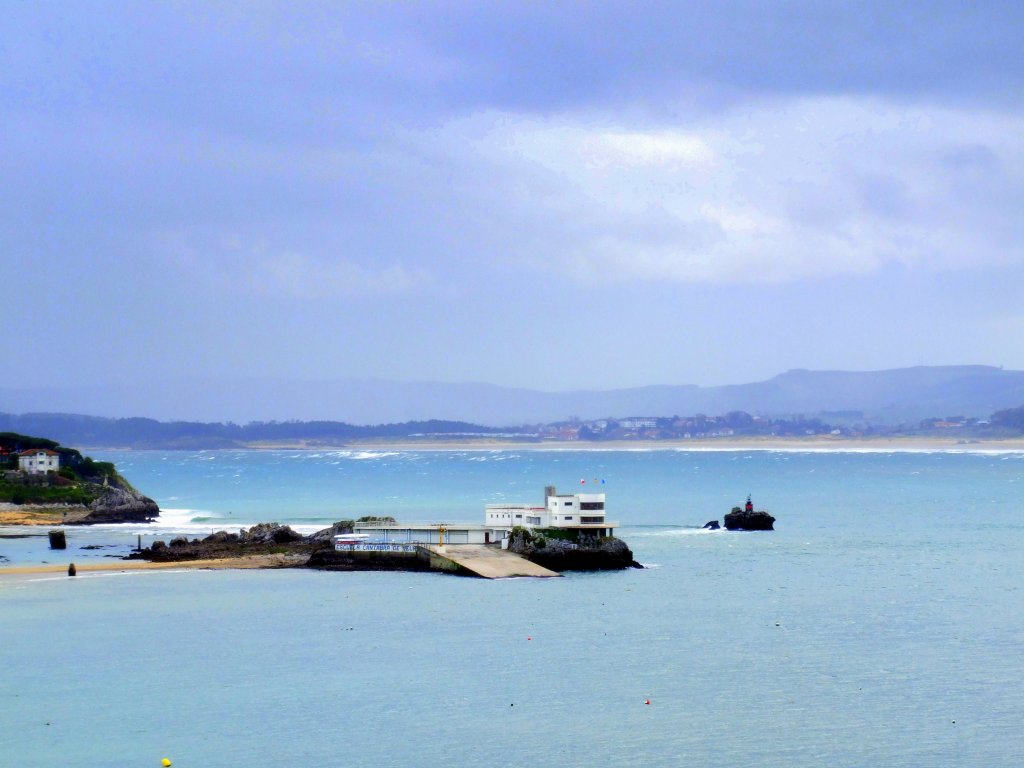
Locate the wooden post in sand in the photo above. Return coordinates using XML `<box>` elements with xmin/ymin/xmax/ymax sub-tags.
<box><xmin>68</xmin><ymin>563</ymin><xmax>76</xmax><ymax>577</ymax></box>
<box><xmin>48</xmin><ymin>529</ymin><xmax>67</xmax><ymax>549</ymax></box>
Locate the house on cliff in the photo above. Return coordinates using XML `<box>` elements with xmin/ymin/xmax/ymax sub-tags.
<box><xmin>19</xmin><ymin>448</ymin><xmax>60</xmax><ymax>474</ymax></box>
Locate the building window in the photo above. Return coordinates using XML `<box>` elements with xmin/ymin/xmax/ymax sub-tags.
<box><xmin>580</xmin><ymin>502</ymin><xmax>604</xmax><ymax>510</ymax></box>
<box><xmin>564</xmin><ymin>516</ymin><xmax>573</xmax><ymax>521</ymax></box>
<box><xmin>564</xmin><ymin>501</ymin><xmax>573</xmax><ymax>506</ymax></box>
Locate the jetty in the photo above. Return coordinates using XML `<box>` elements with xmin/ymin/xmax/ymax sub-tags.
<box><xmin>419</xmin><ymin>544</ymin><xmax>560</xmax><ymax>579</ymax></box>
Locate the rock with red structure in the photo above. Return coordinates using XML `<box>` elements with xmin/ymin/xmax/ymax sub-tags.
<box><xmin>723</xmin><ymin>503</ymin><xmax>775</xmax><ymax>531</ymax></box>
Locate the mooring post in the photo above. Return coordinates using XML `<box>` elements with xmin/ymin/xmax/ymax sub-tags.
<box><xmin>137</xmin><ymin>534</ymin><xmax>142</xmax><ymax>551</ymax></box>
<box><xmin>48</xmin><ymin>529</ymin><xmax>67</xmax><ymax>550</ymax></box>
<box><xmin>67</xmin><ymin>563</ymin><xmax>76</xmax><ymax>577</ymax></box>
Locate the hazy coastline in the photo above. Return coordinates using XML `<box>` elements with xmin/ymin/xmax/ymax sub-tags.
<box><xmin>199</xmin><ymin>435</ymin><xmax>1024</xmax><ymax>452</ymax></box>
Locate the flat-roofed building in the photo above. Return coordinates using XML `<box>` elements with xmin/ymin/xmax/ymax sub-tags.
<box><xmin>351</xmin><ymin>522</ymin><xmax>494</xmax><ymax>545</ymax></box>
<box><xmin>348</xmin><ymin>485</ymin><xmax>617</xmax><ymax>550</ymax></box>
<box><xmin>485</xmin><ymin>485</ymin><xmax>616</xmax><ymax>538</ymax></box>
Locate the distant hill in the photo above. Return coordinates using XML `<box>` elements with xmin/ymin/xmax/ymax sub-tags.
<box><xmin>1</xmin><ymin>366</ymin><xmax>1022</xmax><ymax>426</ymax></box>
<box><xmin>0</xmin><ymin>415</ymin><xmax>509</xmax><ymax>451</ymax></box>
<box><xmin>700</xmin><ymin>366</ymin><xmax>1024</xmax><ymax>423</ymax></box>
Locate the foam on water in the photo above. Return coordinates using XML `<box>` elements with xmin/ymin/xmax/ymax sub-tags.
<box><xmin>628</xmin><ymin>527</ymin><xmax>724</xmax><ymax>537</ymax></box>
<box><xmin>4</xmin><ymin>449</ymin><xmax>1024</xmax><ymax>766</ymax></box>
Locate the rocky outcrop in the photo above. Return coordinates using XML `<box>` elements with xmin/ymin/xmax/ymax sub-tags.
<box><xmin>507</xmin><ymin>528</ymin><xmax>642</xmax><ymax>571</ymax></box>
<box><xmin>723</xmin><ymin>507</ymin><xmax>775</xmax><ymax>531</ymax></box>
<box><xmin>703</xmin><ymin>519</ymin><xmax>720</xmax><ymax>530</ymax></box>
<box><xmin>306</xmin><ymin>520</ymin><xmax>355</xmax><ymax>545</ymax></box>
<box><xmin>129</xmin><ymin>522</ymin><xmax>318</xmax><ymax>562</ymax></box>
<box><xmin>237</xmin><ymin>522</ymin><xmax>304</xmax><ymax>544</ymax></box>
<box><xmin>66</xmin><ymin>486</ymin><xmax>160</xmax><ymax>525</ymax></box>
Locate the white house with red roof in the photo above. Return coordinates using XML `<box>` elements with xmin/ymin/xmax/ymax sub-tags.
<box><xmin>19</xmin><ymin>448</ymin><xmax>61</xmax><ymax>474</ymax></box>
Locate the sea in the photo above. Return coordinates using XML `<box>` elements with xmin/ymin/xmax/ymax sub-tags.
<box><xmin>1</xmin><ymin>447</ymin><xmax>1023</xmax><ymax>767</ymax></box>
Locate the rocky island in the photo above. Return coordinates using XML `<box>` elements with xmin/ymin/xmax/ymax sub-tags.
<box><xmin>702</xmin><ymin>496</ymin><xmax>776</xmax><ymax>531</ymax></box>
<box><xmin>722</xmin><ymin>496</ymin><xmax>776</xmax><ymax>531</ymax></box>
<box><xmin>0</xmin><ymin>433</ymin><xmax>159</xmax><ymax>525</ymax></box>
<box><xmin>123</xmin><ymin>482</ymin><xmax>642</xmax><ymax>576</ymax></box>
<box><xmin>126</xmin><ymin>518</ymin><xmax>640</xmax><ymax>576</ymax></box>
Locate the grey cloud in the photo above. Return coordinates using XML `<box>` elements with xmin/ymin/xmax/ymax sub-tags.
<box><xmin>5</xmin><ymin>2</ymin><xmax>1024</xmax><ymax>389</ymax></box>
<box><xmin>6</xmin><ymin>2</ymin><xmax>1023</xmax><ymax>140</ymax></box>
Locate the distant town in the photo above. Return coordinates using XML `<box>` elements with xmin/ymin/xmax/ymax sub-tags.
<box><xmin>527</xmin><ymin>408</ymin><xmax>1024</xmax><ymax>442</ymax></box>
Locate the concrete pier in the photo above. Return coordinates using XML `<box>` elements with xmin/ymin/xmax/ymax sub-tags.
<box><xmin>419</xmin><ymin>544</ymin><xmax>561</xmax><ymax>579</ymax></box>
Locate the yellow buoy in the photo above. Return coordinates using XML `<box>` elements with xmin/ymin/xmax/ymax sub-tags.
<box><xmin>162</xmin><ymin>759</ymin><xmax>172</xmax><ymax>767</ymax></box>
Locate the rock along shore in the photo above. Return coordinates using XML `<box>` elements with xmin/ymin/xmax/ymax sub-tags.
<box><xmin>506</xmin><ymin>527</ymin><xmax>642</xmax><ymax>570</ymax></box>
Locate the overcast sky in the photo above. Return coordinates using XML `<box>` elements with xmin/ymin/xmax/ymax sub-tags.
<box><xmin>4</xmin><ymin>1</ymin><xmax>1023</xmax><ymax>392</ymax></box>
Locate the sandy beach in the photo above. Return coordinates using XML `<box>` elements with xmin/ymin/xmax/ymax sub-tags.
<box><xmin>0</xmin><ymin>505</ymin><xmax>96</xmax><ymax>526</ymax></box>
<box><xmin>0</xmin><ymin>553</ymin><xmax>306</xmax><ymax>576</ymax></box>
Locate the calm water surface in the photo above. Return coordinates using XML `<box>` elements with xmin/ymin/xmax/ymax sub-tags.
<box><xmin>2</xmin><ymin>449</ymin><xmax>1022</xmax><ymax>767</ymax></box>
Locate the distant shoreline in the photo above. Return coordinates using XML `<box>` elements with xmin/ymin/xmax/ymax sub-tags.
<box><xmin>79</xmin><ymin>436</ymin><xmax>1024</xmax><ymax>452</ymax></box>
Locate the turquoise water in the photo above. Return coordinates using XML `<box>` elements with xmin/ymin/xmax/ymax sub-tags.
<box><xmin>2</xmin><ymin>449</ymin><xmax>1023</xmax><ymax>766</ymax></box>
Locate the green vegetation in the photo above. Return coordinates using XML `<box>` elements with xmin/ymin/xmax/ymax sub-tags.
<box><xmin>992</xmin><ymin>406</ymin><xmax>1024</xmax><ymax>432</ymax></box>
<box><xmin>0</xmin><ymin>484</ymin><xmax>98</xmax><ymax>506</ymax></box>
<box><xmin>0</xmin><ymin>432</ymin><xmax>60</xmax><ymax>451</ymax></box>
<box><xmin>509</xmin><ymin>526</ymin><xmax>536</xmax><ymax>543</ymax></box>
<box><xmin>534</xmin><ymin>527</ymin><xmax>580</xmax><ymax>542</ymax></box>
<box><xmin>0</xmin><ymin>431</ymin><xmax>127</xmax><ymax>505</ymax></box>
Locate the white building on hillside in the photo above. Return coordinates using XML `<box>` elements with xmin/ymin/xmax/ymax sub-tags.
<box><xmin>19</xmin><ymin>448</ymin><xmax>60</xmax><ymax>474</ymax></box>
<box><xmin>485</xmin><ymin>485</ymin><xmax>616</xmax><ymax>538</ymax></box>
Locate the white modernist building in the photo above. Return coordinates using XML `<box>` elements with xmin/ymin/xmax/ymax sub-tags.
<box><xmin>19</xmin><ymin>449</ymin><xmax>60</xmax><ymax>475</ymax></box>
<box><xmin>485</xmin><ymin>485</ymin><xmax>616</xmax><ymax>538</ymax></box>
<box><xmin>347</xmin><ymin>485</ymin><xmax>617</xmax><ymax>549</ymax></box>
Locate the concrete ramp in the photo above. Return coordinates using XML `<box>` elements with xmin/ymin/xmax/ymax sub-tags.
<box><xmin>419</xmin><ymin>544</ymin><xmax>561</xmax><ymax>579</ymax></box>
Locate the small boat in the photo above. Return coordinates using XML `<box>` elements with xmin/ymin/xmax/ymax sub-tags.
<box><xmin>333</xmin><ymin>533</ymin><xmax>372</xmax><ymax>548</ymax></box>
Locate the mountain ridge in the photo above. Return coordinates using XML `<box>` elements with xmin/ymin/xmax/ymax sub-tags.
<box><xmin>1</xmin><ymin>365</ymin><xmax>1021</xmax><ymax>426</ymax></box>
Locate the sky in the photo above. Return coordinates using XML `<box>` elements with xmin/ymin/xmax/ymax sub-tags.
<box><xmin>3</xmin><ymin>1</ymin><xmax>1023</xmax><ymax>393</ymax></box>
